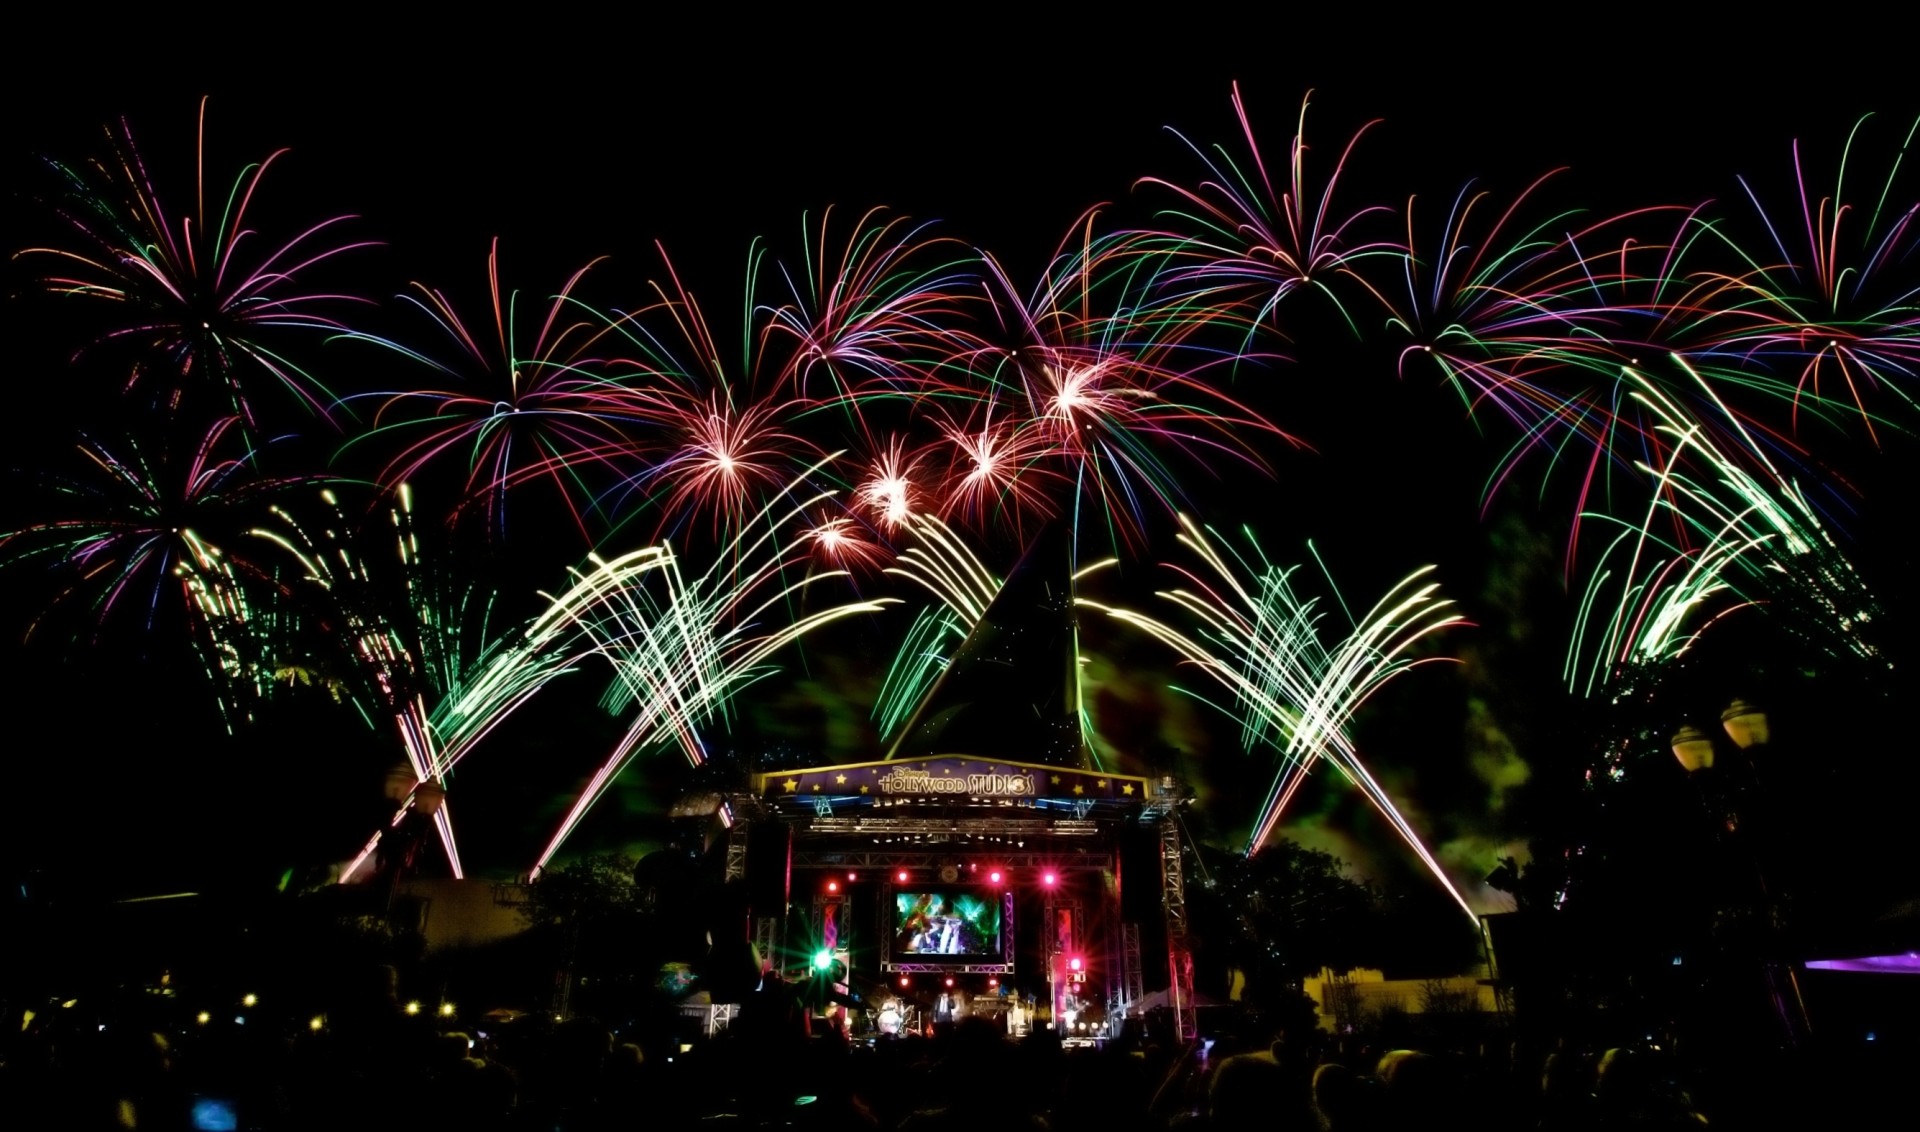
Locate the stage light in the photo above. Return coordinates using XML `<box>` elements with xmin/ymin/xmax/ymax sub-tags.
<box><xmin>825</xmin><ymin>879</ymin><xmax>840</xmax><ymax>894</ymax></box>
<box><xmin>988</xmin><ymin>869</ymin><xmax>1004</xmax><ymax>884</ymax></box>
<box><xmin>847</xmin><ymin>872</ymin><xmax>858</xmax><ymax>882</ymax></box>
<box><xmin>195</xmin><ymin>1011</ymin><xmax>210</xmax><ymax>1025</ymax></box>
<box><xmin>897</xmin><ymin>870</ymin><xmax>909</xmax><ymax>883</ymax></box>
<box><xmin>1067</xmin><ymin>955</ymin><xmax>1083</xmax><ymax>973</ymax></box>
<box><xmin>309</xmin><ymin>1015</ymin><xmax>325</xmax><ymax>1032</ymax></box>
<box><xmin>241</xmin><ymin>993</ymin><xmax>258</xmax><ymax>1007</ymax></box>
<box><xmin>404</xmin><ymin>1001</ymin><xmax>421</xmax><ymax>1016</ymax></box>
<box><xmin>439</xmin><ymin>1002</ymin><xmax>456</xmax><ymax>1017</ymax></box>
<box><xmin>1042</xmin><ymin>871</ymin><xmax>1058</xmax><ymax>887</ymax></box>
<box><xmin>899</xmin><ymin>976</ymin><xmax>911</xmax><ymax>987</ymax></box>
<box><xmin>988</xmin><ymin>977</ymin><xmax>999</xmax><ymax>988</ymax></box>
<box><xmin>813</xmin><ymin>949</ymin><xmax>834</xmax><ymax>972</ymax></box>
<box><xmin>944</xmin><ymin>977</ymin><xmax>955</xmax><ymax>987</ymax></box>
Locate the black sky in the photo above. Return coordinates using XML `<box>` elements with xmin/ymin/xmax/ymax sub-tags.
<box><xmin>4</xmin><ymin>18</ymin><xmax>1915</xmax><ymax>900</ymax></box>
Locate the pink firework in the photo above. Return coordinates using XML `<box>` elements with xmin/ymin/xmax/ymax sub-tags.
<box><xmin>344</xmin><ymin>241</ymin><xmax>652</xmax><ymax>542</ymax></box>
<box><xmin>797</xmin><ymin>512</ymin><xmax>892</xmax><ymax>573</ymax></box>
<box><xmin>20</xmin><ymin>98</ymin><xmax>376</xmax><ymax>428</ymax></box>
<box><xmin>855</xmin><ymin>437</ymin><xmax>930</xmax><ymax>532</ymax></box>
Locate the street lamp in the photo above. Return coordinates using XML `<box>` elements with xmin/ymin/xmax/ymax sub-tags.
<box><xmin>1669</xmin><ymin>725</ymin><xmax>1717</xmax><ymax>775</ymax></box>
<box><xmin>1719</xmin><ymin>699</ymin><xmax>1768</xmax><ymax>750</ymax></box>
<box><xmin>1667</xmin><ymin>698</ymin><xmax>1809</xmax><ymax>1049</ymax></box>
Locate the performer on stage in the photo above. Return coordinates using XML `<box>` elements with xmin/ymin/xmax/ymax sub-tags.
<box><xmin>934</xmin><ymin>989</ymin><xmax>958</xmax><ymax>1025</ymax></box>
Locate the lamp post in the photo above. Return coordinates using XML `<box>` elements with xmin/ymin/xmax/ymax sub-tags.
<box><xmin>1667</xmin><ymin>699</ymin><xmax>1811</xmax><ymax>1049</ymax></box>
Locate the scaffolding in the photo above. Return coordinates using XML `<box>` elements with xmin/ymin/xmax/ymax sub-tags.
<box><xmin>1122</xmin><ymin>921</ymin><xmax>1144</xmax><ymax>1016</ymax></box>
<box><xmin>752</xmin><ymin>915</ymin><xmax>781</xmax><ymax>972</ymax></box>
<box><xmin>723</xmin><ymin>817</ymin><xmax>751</xmax><ymax>884</ymax></box>
<box><xmin>1160</xmin><ymin>812</ymin><xmax>1197</xmax><ymax>1042</ymax></box>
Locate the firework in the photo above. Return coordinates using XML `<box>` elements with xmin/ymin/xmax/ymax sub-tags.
<box><xmin>340</xmin><ymin>240</ymin><xmax>653</xmax><ymax>542</ymax></box>
<box><xmin>1699</xmin><ymin>115</ymin><xmax>1920</xmax><ymax>438</ymax></box>
<box><xmin>1565</xmin><ymin>360</ymin><xmax>1885</xmax><ymax>697</ymax></box>
<box><xmin>757</xmin><ymin>207</ymin><xmax>979</xmax><ymax>401</ymax></box>
<box><xmin>17</xmin><ymin>99</ymin><xmax>374</xmax><ymax>428</ymax></box>
<box><xmin>253</xmin><ymin>484</ymin><xmax>594</xmax><ymax>880</ymax></box>
<box><xmin>1082</xmin><ymin>517</ymin><xmax>1476</xmax><ymax>922</ymax></box>
<box><xmin>531</xmin><ymin>463</ymin><xmax>898</xmax><ymax>871</ymax></box>
<box><xmin>1136</xmin><ymin>85</ymin><xmax>1400</xmax><ymax>337</ymax></box>
<box><xmin>870</xmin><ymin>515</ymin><xmax>1004</xmax><ymax>738</ymax></box>
<box><xmin>1</xmin><ymin>416</ymin><xmax>306</xmax><ymax>726</ymax></box>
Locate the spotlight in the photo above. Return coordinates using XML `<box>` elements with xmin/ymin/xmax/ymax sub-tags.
<box><xmin>1042</xmin><ymin>871</ymin><xmax>1058</xmax><ymax>887</ymax></box>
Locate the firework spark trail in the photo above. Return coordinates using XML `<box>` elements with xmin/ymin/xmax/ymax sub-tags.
<box><xmin>870</xmin><ymin>515</ymin><xmax>1004</xmax><ymax>739</ymax></box>
<box><xmin>254</xmin><ymin>485</ymin><xmax>594</xmax><ymax>881</ymax></box>
<box><xmin>958</xmin><ymin>230</ymin><xmax>1295</xmax><ymax>550</ymax></box>
<box><xmin>1082</xmin><ymin>515</ymin><xmax>1475</xmax><ymax>922</ymax></box>
<box><xmin>1135</xmin><ymin>85</ymin><xmax>1402</xmax><ymax>340</ymax></box>
<box><xmin>339</xmin><ymin>240</ymin><xmax>656</xmax><ymax>543</ymax></box>
<box><xmin>531</xmin><ymin>464</ymin><xmax>899</xmax><ymax>872</ymax></box>
<box><xmin>1565</xmin><ymin>359</ymin><xmax>1885</xmax><ymax>696</ymax></box>
<box><xmin>885</xmin><ymin>515</ymin><xmax>1003</xmax><ymax>623</ymax></box>
<box><xmin>0</xmin><ymin>416</ymin><xmax>307</xmax><ymax>728</ymax></box>
<box><xmin>1701</xmin><ymin>115</ymin><xmax>1920</xmax><ymax>437</ymax></box>
<box><xmin>16</xmin><ymin>99</ymin><xmax>375</xmax><ymax>428</ymax></box>
<box><xmin>759</xmin><ymin>207</ymin><xmax>981</xmax><ymax>402</ymax></box>
<box><xmin>591</xmin><ymin>243</ymin><xmax>835</xmax><ymax>542</ymax></box>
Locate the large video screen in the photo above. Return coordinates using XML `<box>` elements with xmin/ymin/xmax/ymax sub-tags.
<box><xmin>893</xmin><ymin>891</ymin><xmax>1002</xmax><ymax>958</ymax></box>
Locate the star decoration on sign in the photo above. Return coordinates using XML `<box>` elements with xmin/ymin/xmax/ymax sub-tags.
<box><xmin>782</xmin><ymin>779</ymin><xmax>798</xmax><ymax>792</ymax></box>
<box><xmin>836</xmin><ymin>774</ymin><xmax>847</xmax><ymax>785</ymax></box>
<box><xmin>1073</xmin><ymin>784</ymin><xmax>1085</xmax><ymax>795</ymax></box>
<box><xmin>1122</xmin><ymin>783</ymin><xmax>1134</xmax><ymax>795</ymax></box>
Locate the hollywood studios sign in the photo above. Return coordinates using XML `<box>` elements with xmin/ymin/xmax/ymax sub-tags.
<box><xmin>876</xmin><ymin>770</ymin><xmax>1039</xmax><ymax>796</ymax></box>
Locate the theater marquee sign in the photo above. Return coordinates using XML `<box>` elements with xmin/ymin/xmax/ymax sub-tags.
<box><xmin>758</xmin><ymin>756</ymin><xmax>1150</xmax><ymax>803</ymax></box>
<box><xmin>878</xmin><ymin>768</ymin><xmax>1036</xmax><ymax>796</ymax></box>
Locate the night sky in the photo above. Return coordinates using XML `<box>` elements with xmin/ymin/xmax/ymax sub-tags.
<box><xmin>4</xmin><ymin>20</ymin><xmax>1914</xmax><ymax>914</ymax></box>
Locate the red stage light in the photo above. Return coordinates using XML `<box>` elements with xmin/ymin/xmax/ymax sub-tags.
<box><xmin>988</xmin><ymin>977</ymin><xmax>999</xmax><ymax>987</ymax></box>
<box><xmin>826</xmin><ymin>879</ymin><xmax>840</xmax><ymax>894</ymax></box>
<box><xmin>900</xmin><ymin>976</ymin><xmax>911</xmax><ymax>987</ymax></box>
<box><xmin>847</xmin><ymin>872</ymin><xmax>857</xmax><ymax>882</ymax></box>
<box><xmin>944</xmin><ymin>977</ymin><xmax>955</xmax><ymax>987</ymax></box>
<box><xmin>988</xmin><ymin>869</ymin><xmax>1004</xmax><ymax>884</ymax></box>
<box><xmin>1067</xmin><ymin>955</ymin><xmax>1084</xmax><ymax>972</ymax></box>
<box><xmin>896</xmin><ymin>870</ymin><xmax>909</xmax><ymax>883</ymax></box>
<box><xmin>1042</xmin><ymin>871</ymin><xmax>1058</xmax><ymax>887</ymax></box>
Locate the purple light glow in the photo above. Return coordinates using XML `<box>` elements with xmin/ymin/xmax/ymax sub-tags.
<box><xmin>1805</xmin><ymin>951</ymin><xmax>1920</xmax><ymax>974</ymax></box>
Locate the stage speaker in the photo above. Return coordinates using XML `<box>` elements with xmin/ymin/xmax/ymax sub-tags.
<box><xmin>746</xmin><ymin>821</ymin><xmax>792</xmax><ymax>917</ymax></box>
<box><xmin>1119</xmin><ymin>825</ymin><xmax>1161</xmax><ymax>921</ymax></box>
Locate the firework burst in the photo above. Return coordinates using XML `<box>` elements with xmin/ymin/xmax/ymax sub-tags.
<box><xmin>17</xmin><ymin>99</ymin><xmax>374</xmax><ymax>428</ymax></box>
